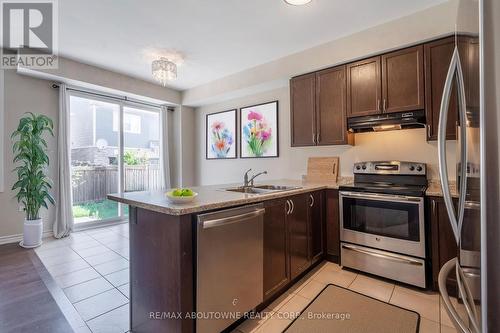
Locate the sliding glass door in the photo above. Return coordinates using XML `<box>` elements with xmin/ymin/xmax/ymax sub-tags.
<box><xmin>122</xmin><ymin>106</ymin><xmax>161</xmax><ymax>217</ymax></box>
<box><xmin>69</xmin><ymin>93</ymin><xmax>161</xmax><ymax>226</ymax></box>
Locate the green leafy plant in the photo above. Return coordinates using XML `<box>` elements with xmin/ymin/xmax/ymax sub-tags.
<box><xmin>11</xmin><ymin>113</ymin><xmax>55</xmax><ymax>220</ymax></box>
<box><xmin>123</xmin><ymin>150</ymin><xmax>146</xmax><ymax>166</ymax></box>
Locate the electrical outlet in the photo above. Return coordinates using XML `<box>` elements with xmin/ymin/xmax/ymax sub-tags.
<box><xmin>18</xmin><ymin>206</ymin><xmax>24</xmax><ymax>212</ymax></box>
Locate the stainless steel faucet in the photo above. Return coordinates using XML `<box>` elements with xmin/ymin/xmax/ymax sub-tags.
<box><xmin>243</xmin><ymin>169</ymin><xmax>268</xmax><ymax>187</ymax></box>
<box><xmin>243</xmin><ymin>169</ymin><xmax>252</xmax><ymax>187</ymax></box>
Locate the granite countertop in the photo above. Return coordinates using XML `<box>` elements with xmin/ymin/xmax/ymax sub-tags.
<box><xmin>108</xmin><ymin>177</ymin><xmax>457</xmax><ymax>216</ymax></box>
<box><xmin>426</xmin><ymin>179</ymin><xmax>459</xmax><ymax>198</ymax></box>
<box><xmin>108</xmin><ymin>178</ymin><xmax>353</xmax><ymax>216</ymax></box>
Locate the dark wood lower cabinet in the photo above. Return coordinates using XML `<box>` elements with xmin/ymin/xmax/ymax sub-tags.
<box><xmin>263</xmin><ymin>199</ymin><xmax>289</xmax><ymax>301</ymax></box>
<box><xmin>428</xmin><ymin>197</ymin><xmax>458</xmax><ymax>294</ymax></box>
<box><xmin>325</xmin><ymin>190</ymin><xmax>340</xmax><ymax>263</ymax></box>
<box><xmin>129</xmin><ymin>207</ymin><xmax>194</xmax><ymax>333</ymax></box>
<box><xmin>288</xmin><ymin>194</ymin><xmax>311</xmax><ymax>280</ymax></box>
<box><xmin>309</xmin><ymin>191</ymin><xmax>324</xmax><ymax>263</ymax></box>
<box><xmin>263</xmin><ymin>191</ymin><xmax>327</xmax><ymax>301</ymax></box>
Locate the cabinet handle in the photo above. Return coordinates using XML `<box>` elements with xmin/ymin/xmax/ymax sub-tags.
<box><xmin>432</xmin><ymin>199</ymin><xmax>436</xmax><ymax>216</ymax></box>
<box><xmin>316</xmin><ymin>133</ymin><xmax>320</xmax><ymax>144</ymax></box>
<box><xmin>286</xmin><ymin>200</ymin><xmax>291</xmax><ymax>215</ymax></box>
<box><xmin>377</xmin><ymin>99</ymin><xmax>381</xmax><ymax>111</ymax></box>
<box><xmin>290</xmin><ymin>200</ymin><xmax>295</xmax><ymax>214</ymax></box>
<box><xmin>383</xmin><ymin>99</ymin><xmax>387</xmax><ymax>111</ymax></box>
<box><xmin>312</xmin><ymin>133</ymin><xmax>316</xmax><ymax>144</ymax></box>
<box><xmin>309</xmin><ymin>194</ymin><xmax>314</xmax><ymax>207</ymax></box>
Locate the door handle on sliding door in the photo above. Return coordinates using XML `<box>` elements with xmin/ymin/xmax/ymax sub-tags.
<box><xmin>437</xmin><ymin>46</ymin><xmax>468</xmax><ymax>245</ymax></box>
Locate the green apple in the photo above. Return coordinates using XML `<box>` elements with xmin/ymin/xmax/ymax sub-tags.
<box><xmin>181</xmin><ymin>188</ymin><xmax>194</xmax><ymax>197</ymax></box>
<box><xmin>172</xmin><ymin>188</ymin><xmax>183</xmax><ymax>197</ymax></box>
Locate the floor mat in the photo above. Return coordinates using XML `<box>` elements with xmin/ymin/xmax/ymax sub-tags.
<box><xmin>284</xmin><ymin>284</ymin><xmax>420</xmax><ymax>333</ymax></box>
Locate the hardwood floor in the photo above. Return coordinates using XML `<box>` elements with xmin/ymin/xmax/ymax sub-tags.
<box><xmin>0</xmin><ymin>243</ymin><xmax>75</xmax><ymax>333</ymax></box>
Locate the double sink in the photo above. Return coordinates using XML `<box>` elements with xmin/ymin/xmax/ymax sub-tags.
<box><xmin>224</xmin><ymin>184</ymin><xmax>301</xmax><ymax>195</ymax></box>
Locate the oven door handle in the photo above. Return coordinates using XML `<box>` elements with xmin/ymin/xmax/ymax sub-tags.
<box><xmin>342</xmin><ymin>244</ymin><xmax>423</xmax><ymax>266</ymax></box>
<box><xmin>339</xmin><ymin>191</ymin><xmax>423</xmax><ymax>203</ymax></box>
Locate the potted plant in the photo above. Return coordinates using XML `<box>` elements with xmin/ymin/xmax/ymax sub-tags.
<box><xmin>11</xmin><ymin>113</ymin><xmax>55</xmax><ymax>248</ymax></box>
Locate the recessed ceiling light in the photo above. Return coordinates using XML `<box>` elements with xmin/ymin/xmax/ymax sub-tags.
<box><xmin>284</xmin><ymin>0</ymin><xmax>312</xmax><ymax>5</ymax></box>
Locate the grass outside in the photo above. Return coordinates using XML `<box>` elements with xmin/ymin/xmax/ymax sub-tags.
<box><xmin>73</xmin><ymin>200</ymin><xmax>128</xmax><ymax>221</ymax></box>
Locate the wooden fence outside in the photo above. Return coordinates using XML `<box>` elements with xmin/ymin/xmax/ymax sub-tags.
<box><xmin>72</xmin><ymin>165</ymin><xmax>161</xmax><ymax>205</ymax></box>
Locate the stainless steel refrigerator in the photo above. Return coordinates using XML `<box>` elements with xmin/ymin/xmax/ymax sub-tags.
<box><xmin>437</xmin><ymin>0</ymin><xmax>499</xmax><ymax>332</ymax></box>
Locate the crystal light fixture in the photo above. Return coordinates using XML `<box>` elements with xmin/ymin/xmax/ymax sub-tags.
<box><xmin>152</xmin><ymin>58</ymin><xmax>177</xmax><ymax>86</ymax></box>
<box><xmin>284</xmin><ymin>0</ymin><xmax>312</xmax><ymax>5</ymax></box>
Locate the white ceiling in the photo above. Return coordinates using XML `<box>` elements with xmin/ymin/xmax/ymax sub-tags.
<box><xmin>59</xmin><ymin>0</ymin><xmax>447</xmax><ymax>91</ymax></box>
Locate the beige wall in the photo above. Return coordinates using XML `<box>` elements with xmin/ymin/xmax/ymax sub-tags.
<box><xmin>183</xmin><ymin>0</ymin><xmax>459</xmax><ymax>106</ymax></box>
<box><xmin>0</xmin><ymin>69</ymin><xmax>59</xmax><ymax>240</ymax></box>
<box><xmin>194</xmin><ymin>87</ymin><xmax>458</xmax><ymax>186</ymax></box>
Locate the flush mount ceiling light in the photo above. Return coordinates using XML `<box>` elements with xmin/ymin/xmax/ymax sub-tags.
<box><xmin>152</xmin><ymin>58</ymin><xmax>177</xmax><ymax>86</ymax></box>
<box><xmin>284</xmin><ymin>0</ymin><xmax>312</xmax><ymax>5</ymax></box>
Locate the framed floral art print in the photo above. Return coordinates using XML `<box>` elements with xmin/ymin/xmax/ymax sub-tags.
<box><xmin>206</xmin><ymin>109</ymin><xmax>237</xmax><ymax>159</ymax></box>
<box><xmin>240</xmin><ymin>101</ymin><xmax>279</xmax><ymax>158</ymax></box>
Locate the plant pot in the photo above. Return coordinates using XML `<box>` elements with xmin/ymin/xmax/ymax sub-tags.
<box><xmin>21</xmin><ymin>218</ymin><xmax>43</xmax><ymax>248</ymax></box>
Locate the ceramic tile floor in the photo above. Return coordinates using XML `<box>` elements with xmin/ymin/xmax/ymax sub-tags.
<box><xmin>35</xmin><ymin>223</ymin><xmax>130</xmax><ymax>333</ymax></box>
<box><xmin>36</xmin><ymin>223</ymin><xmax>459</xmax><ymax>333</ymax></box>
<box><xmin>234</xmin><ymin>262</ymin><xmax>460</xmax><ymax>333</ymax></box>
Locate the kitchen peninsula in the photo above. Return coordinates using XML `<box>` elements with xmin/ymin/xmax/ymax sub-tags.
<box><xmin>108</xmin><ymin>179</ymin><xmax>349</xmax><ymax>333</ymax></box>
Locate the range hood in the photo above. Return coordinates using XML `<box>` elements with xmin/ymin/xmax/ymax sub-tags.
<box><xmin>348</xmin><ymin>110</ymin><xmax>426</xmax><ymax>133</ymax></box>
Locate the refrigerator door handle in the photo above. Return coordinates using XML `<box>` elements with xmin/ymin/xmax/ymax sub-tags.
<box><xmin>437</xmin><ymin>46</ymin><xmax>468</xmax><ymax>245</ymax></box>
<box><xmin>456</xmin><ymin>262</ymin><xmax>481</xmax><ymax>333</ymax></box>
<box><xmin>439</xmin><ymin>258</ymin><xmax>477</xmax><ymax>333</ymax></box>
<box><xmin>454</xmin><ymin>52</ymin><xmax>469</xmax><ymax>241</ymax></box>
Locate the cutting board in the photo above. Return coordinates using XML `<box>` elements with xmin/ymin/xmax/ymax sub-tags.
<box><xmin>305</xmin><ymin>157</ymin><xmax>339</xmax><ymax>182</ymax></box>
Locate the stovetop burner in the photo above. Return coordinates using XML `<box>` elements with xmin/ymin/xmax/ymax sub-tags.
<box><xmin>341</xmin><ymin>161</ymin><xmax>428</xmax><ymax>197</ymax></box>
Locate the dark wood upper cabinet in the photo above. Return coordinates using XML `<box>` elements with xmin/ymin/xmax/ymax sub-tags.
<box><xmin>347</xmin><ymin>46</ymin><xmax>423</xmax><ymax>117</ymax></box>
<box><xmin>382</xmin><ymin>45</ymin><xmax>425</xmax><ymax>113</ymax></box>
<box><xmin>308</xmin><ymin>191</ymin><xmax>324</xmax><ymax>263</ymax></box>
<box><xmin>290</xmin><ymin>73</ymin><xmax>316</xmax><ymax>146</ymax></box>
<box><xmin>316</xmin><ymin>66</ymin><xmax>353</xmax><ymax>145</ymax></box>
<box><xmin>290</xmin><ymin>35</ymin><xmax>474</xmax><ymax>144</ymax></box>
<box><xmin>425</xmin><ymin>37</ymin><xmax>459</xmax><ymax>141</ymax></box>
<box><xmin>263</xmin><ymin>199</ymin><xmax>289</xmax><ymax>301</ymax></box>
<box><xmin>347</xmin><ymin>56</ymin><xmax>382</xmax><ymax>117</ymax></box>
<box><xmin>425</xmin><ymin>36</ymin><xmax>475</xmax><ymax>141</ymax></box>
<box><xmin>288</xmin><ymin>194</ymin><xmax>310</xmax><ymax>280</ymax></box>
<box><xmin>325</xmin><ymin>190</ymin><xmax>340</xmax><ymax>262</ymax></box>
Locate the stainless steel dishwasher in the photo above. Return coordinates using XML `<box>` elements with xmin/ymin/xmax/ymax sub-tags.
<box><xmin>196</xmin><ymin>203</ymin><xmax>265</xmax><ymax>333</ymax></box>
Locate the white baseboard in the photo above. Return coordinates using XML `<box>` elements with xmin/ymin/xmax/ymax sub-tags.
<box><xmin>0</xmin><ymin>230</ymin><xmax>54</xmax><ymax>245</ymax></box>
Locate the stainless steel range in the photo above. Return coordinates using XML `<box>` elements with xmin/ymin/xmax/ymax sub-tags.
<box><xmin>339</xmin><ymin>161</ymin><xmax>428</xmax><ymax>288</ymax></box>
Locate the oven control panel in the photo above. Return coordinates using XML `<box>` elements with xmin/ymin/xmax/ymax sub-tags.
<box><xmin>353</xmin><ymin>161</ymin><xmax>426</xmax><ymax>175</ymax></box>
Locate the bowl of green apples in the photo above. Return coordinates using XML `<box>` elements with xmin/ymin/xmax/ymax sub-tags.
<box><xmin>166</xmin><ymin>188</ymin><xmax>198</xmax><ymax>204</ymax></box>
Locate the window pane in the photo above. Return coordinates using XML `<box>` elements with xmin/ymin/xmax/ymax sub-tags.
<box><xmin>123</xmin><ymin>106</ymin><xmax>161</xmax><ymax>196</ymax></box>
<box><xmin>70</xmin><ymin>96</ymin><xmax>120</xmax><ymax>223</ymax></box>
